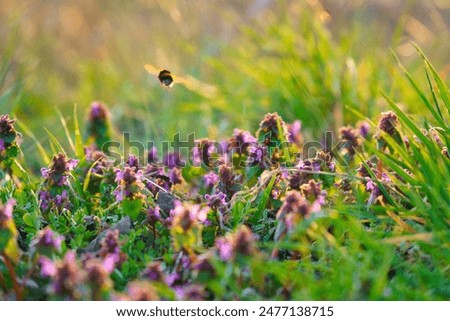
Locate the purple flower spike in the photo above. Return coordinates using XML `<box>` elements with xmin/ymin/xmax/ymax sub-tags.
<box><xmin>163</xmin><ymin>152</ymin><xmax>183</xmax><ymax>168</ymax></box>
<box><xmin>378</xmin><ymin>111</ymin><xmax>398</xmax><ymax>136</ymax></box>
<box><xmin>358</xmin><ymin>121</ymin><xmax>370</xmax><ymax>138</ymax></box>
<box><xmin>89</xmin><ymin>102</ymin><xmax>109</xmax><ymax>120</ymax></box>
<box><xmin>287</xmin><ymin>120</ymin><xmax>302</xmax><ymax>144</ymax></box>
<box><xmin>147</xmin><ymin>206</ymin><xmax>161</xmax><ymax>225</ymax></box>
<box><xmin>148</xmin><ymin>147</ymin><xmax>159</xmax><ymax>163</ymax></box>
<box><xmin>215</xmin><ymin>238</ymin><xmax>233</xmax><ymax>261</ymax></box>
<box><xmin>0</xmin><ymin>198</ymin><xmax>15</xmax><ymax>225</ymax></box>
<box><xmin>125</xmin><ymin>154</ymin><xmax>140</xmax><ymax>169</ymax></box>
<box><xmin>170</xmin><ymin>202</ymin><xmax>209</xmax><ymax>231</ymax></box>
<box><xmin>38</xmin><ymin>256</ymin><xmax>57</xmax><ymax>277</ymax></box>
<box><xmin>142</xmin><ymin>262</ymin><xmax>164</xmax><ymax>282</ymax></box>
<box><xmin>114</xmin><ymin>166</ymin><xmax>145</xmax><ymax>202</ymax></box>
<box><xmin>32</xmin><ymin>226</ymin><xmax>64</xmax><ymax>252</ymax></box>
<box><xmin>40</xmin><ymin>153</ymin><xmax>79</xmax><ymax>186</ymax></box>
<box><xmin>203</xmin><ymin>172</ymin><xmax>219</xmax><ymax>188</ymax></box>
<box><xmin>247</xmin><ymin>144</ymin><xmax>267</xmax><ymax>168</ymax></box>
<box><xmin>205</xmin><ymin>192</ymin><xmax>227</xmax><ymax>211</ymax></box>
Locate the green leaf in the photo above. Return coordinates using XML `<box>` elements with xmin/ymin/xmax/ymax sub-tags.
<box><xmin>11</xmin><ymin>159</ymin><xmax>29</xmax><ymax>181</ymax></box>
<box><xmin>254</xmin><ymin>174</ymin><xmax>277</xmax><ymax>221</ymax></box>
<box><xmin>0</xmin><ymin>229</ymin><xmax>12</xmax><ymax>252</ymax></box>
<box><xmin>22</xmin><ymin>213</ymin><xmax>36</xmax><ymax>228</ymax></box>
<box><xmin>121</xmin><ymin>199</ymin><xmax>143</xmax><ymax>222</ymax></box>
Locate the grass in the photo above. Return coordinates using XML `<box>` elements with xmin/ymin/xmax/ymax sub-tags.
<box><xmin>0</xmin><ymin>2</ymin><xmax>449</xmax><ymax>300</ymax></box>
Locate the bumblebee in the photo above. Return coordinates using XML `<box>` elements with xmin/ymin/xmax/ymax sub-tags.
<box><xmin>157</xmin><ymin>69</ymin><xmax>174</xmax><ymax>88</ymax></box>
<box><xmin>145</xmin><ymin>64</ymin><xmax>174</xmax><ymax>88</ymax></box>
<box><xmin>144</xmin><ymin>63</ymin><xmax>218</xmax><ymax>99</ymax></box>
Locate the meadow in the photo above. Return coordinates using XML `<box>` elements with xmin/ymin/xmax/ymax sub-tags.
<box><xmin>0</xmin><ymin>1</ymin><xmax>449</xmax><ymax>300</ymax></box>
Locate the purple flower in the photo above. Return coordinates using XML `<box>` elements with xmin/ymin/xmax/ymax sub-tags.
<box><xmin>205</xmin><ymin>192</ymin><xmax>227</xmax><ymax>211</ymax></box>
<box><xmin>217</xmin><ymin>164</ymin><xmax>239</xmax><ymax>198</ymax></box>
<box><xmin>233</xmin><ymin>226</ymin><xmax>257</xmax><ymax>256</ymax></box>
<box><xmin>163</xmin><ymin>152</ymin><xmax>184</xmax><ymax>168</ymax></box>
<box><xmin>168</xmin><ymin>167</ymin><xmax>183</xmax><ymax>185</ymax></box>
<box><xmin>381</xmin><ymin>172</ymin><xmax>391</xmax><ymax>183</ymax></box>
<box><xmin>228</xmin><ymin>129</ymin><xmax>257</xmax><ymax>155</ymax></box>
<box><xmin>89</xmin><ymin>102</ymin><xmax>109</xmax><ymax>120</ymax></box>
<box><xmin>247</xmin><ymin>144</ymin><xmax>267</xmax><ymax>168</ymax></box>
<box><xmin>142</xmin><ymin>262</ymin><xmax>164</xmax><ymax>282</ymax></box>
<box><xmin>83</xmin><ymin>256</ymin><xmax>115</xmax><ymax>298</ymax></box>
<box><xmin>366</xmin><ymin>179</ymin><xmax>377</xmax><ymax>192</ymax></box>
<box><xmin>114</xmin><ymin>166</ymin><xmax>145</xmax><ymax>201</ymax></box>
<box><xmin>147</xmin><ymin>206</ymin><xmax>161</xmax><ymax>225</ymax></box>
<box><xmin>0</xmin><ymin>115</ymin><xmax>19</xmax><ymax>152</ymax></box>
<box><xmin>125</xmin><ymin>281</ymin><xmax>159</xmax><ymax>301</ymax></box>
<box><xmin>378</xmin><ymin>111</ymin><xmax>398</xmax><ymax>136</ymax></box>
<box><xmin>148</xmin><ymin>147</ymin><xmax>159</xmax><ymax>163</ymax></box>
<box><xmin>203</xmin><ymin>172</ymin><xmax>219</xmax><ymax>188</ymax></box>
<box><xmin>192</xmin><ymin>253</ymin><xmax>215</xmax><ymax>275</ymax></box>
<box><xmin>87</xmin><ymin>102</ymin><xmax>112</xmax><ymax>150</ymax></box>
<box><xmin>144</xmin><ymin>164</ymin><xmax>165</xmax><ymax>177</ymax></box>
<box><xmin>165</xmin><ymin>272</ymin><xmax>182</xmax><ymax>287</ymax></box>
<box><xmin>193</xmin><ymin>138</ymin><xmax>217</xmax><ymax>167</ymax></box>
<box><xmin>100</xmin><ymin>229</ymin><xmax>121</xmax><ymax>256</ymax></box>
<box><xmin>301</xmin><ymin>179</ymin><xmax>326</xmax><ymax>202</ymax></box>
<box><xmin>175</xmin><ymin>284</ymin><xmax>205</xmax><ymax>301</ymax></box>
<box><xmin>215</xmin><ymin>237</ymin><xmax>233</xmax><ymax>261</ymax></box>
<box><xmin>84</xmin><ymin>148</ymin><xmax>113</xmax><ymax>175</ymax></box>
<box><xmin>38</xmin><ymin>189</ymin><xmax>71</xmax><ymax>212</ymax></box>
<box><xmin>358</xmin><ymin>121</ymin><xmax>370</xmax><ymax>138</ymax></box>
<box><xmin>287</xmin><ymin>120</ymin><xmax>302</xmax><ymax>144</ymax></box>
<box><xmin>38</xmin><ymin>256</ymin><xmax>57</xmax><ymax>277</ymax></box>
<box><xmin>38</xmin><ymin>191</ymin><xmax>51</xmax><ymax>211</ymax></box>
<box><xmin>170</xmin><ymin>201</ymin><xmax>209</xmax><ymax>231</ymax></box>
<box><xmin>125</xmin><ymin>154</ymin><xmax>139</xmax><ymax>169</ymax></box>
<box><xmin>256</xmin><ymin>112</ymin><xmax>288</xmax><ymax>143</ymax></box>
<box><xmin>0</xmin><ymin>198</ymin><xmax>15</xmax><ymax>227</ymax></box>
<box><xmin>280</xmin><ymin>191</ymin><xmax>310</xmax><ymax>216</ymax></box>
<box><xmin>32</xmin><ymin>227</ymin><xmax>64</xmax><ymax>252</ymax></box>
<box><xmin>41</xmin><ymin>153</ymin><xmax>79</xmax><ymax>186</ymax></box>
<box><xmin>356</xmin><ymin>160</ymin><xmax>378</xmax><ymax>178</ymax></box>
<box><xmin>101</xmin><ymin>254</ymin><xmax>117</xmax><ymax>274</ymax></box>
<box><xmin>340</xmin><ymin>126</ymin><xmax>361</xmax><ymax>156</ymax></box>
<box><xmin>55</xmin><ymin>190</ymin><xmax>69</xmax><ymax>207</ymax></box>
<box><xmin>215</xmin><ymin>226</ymin><xmax>256</xmax><ymax>261</ymax></box>
<box><xmin>52</xmin><ymin>251</ymin><xmax>83</xmax><ymax>299</ymax></box>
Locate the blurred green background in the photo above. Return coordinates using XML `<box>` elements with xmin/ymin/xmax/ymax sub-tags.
<box><xmin>0</xmin><ymin>0</ymin><xmax>449</xmax><ymax>169</ymax></box>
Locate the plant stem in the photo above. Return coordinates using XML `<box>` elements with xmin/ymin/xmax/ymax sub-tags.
<box><xmin>0</xmin><ymin>253</ymin><xmax>23</xmax><ymax>300</ymax></box>
<box><xmin>0</xmin><ymin>270</ymin><xmax>8</xmax><ymax>292</ymax></box>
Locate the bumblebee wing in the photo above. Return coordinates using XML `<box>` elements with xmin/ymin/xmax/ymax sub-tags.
<box><xmin>176</xmin><ymin>75</ymin><xmax>218</xmax><ymax>99</ymax></box>
<box><xmin>144</xmin><ymin>64</ymin><xmax>161</xmax><ymax>76</ymax></box>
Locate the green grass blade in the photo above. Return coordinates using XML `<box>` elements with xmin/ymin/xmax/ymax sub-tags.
<box><xmin>413</xmin><ymin>44</ymin><xmax>450</xmax><ymax>115</ymax></box>
<box><xmin>73</xmin><ymin>105</ymin><xmax>84</xmax><ymax>158</ymax></box>
<box><xmin>44</xmin><ymin>127</ymin><xmax>67</xmax><ymax>155</ymax></box>
<box><xmin>392</xmin><ymin>50</ymin><xmax>447</xmax><ymax>129</ymax></box>
<box><xmin>55</xmin><ymin>108</ymin><xmax>76</xmax><ymax>155</ymax></box>
<box><xmin>15</xmin><ymin>120</ymin><xmax>50</xmax><ymax>164</ymax></box>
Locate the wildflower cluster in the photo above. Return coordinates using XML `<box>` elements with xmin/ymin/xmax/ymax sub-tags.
<box><xmin>0</xmin><ymin>115</ymin><xmax>21</xmax><ymax>169</ymax></box>
<box><xmin>0</xmin><ymin>95</ymin><xmax>448</xmax><ymax>301</ymax></box>
<box><xmin>38</xmin><ymin>153</ymin><xmax>78</xmax><ymax>212</ymax></box>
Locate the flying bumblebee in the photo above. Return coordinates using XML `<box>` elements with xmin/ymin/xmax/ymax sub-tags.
<box><xmin>144</xmin><ymin>63</ymin><xmax>217</xmax><ymax>99</ymax></box>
